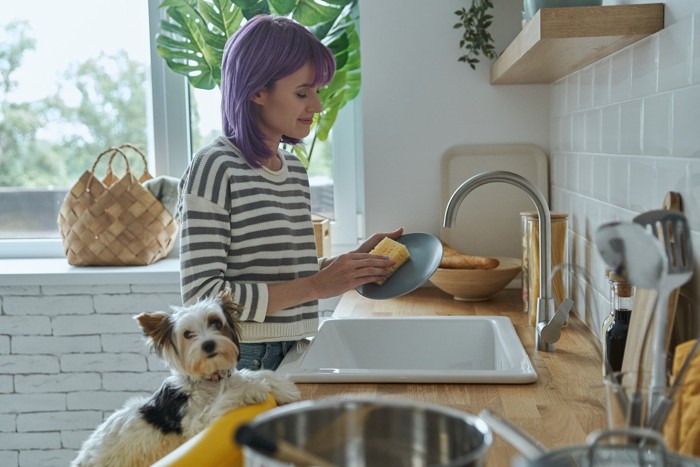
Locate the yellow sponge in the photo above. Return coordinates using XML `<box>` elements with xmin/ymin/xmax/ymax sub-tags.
<box><xmin>370</xmin><ymin>237</ymin><xmax>411</xmax><ymax>285</ymax></box>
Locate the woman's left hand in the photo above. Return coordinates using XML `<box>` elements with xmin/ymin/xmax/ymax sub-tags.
<box><xmin>354</xmin><ymin>227</ymin><xmax>404</xmax><ymax>254</ymax></box>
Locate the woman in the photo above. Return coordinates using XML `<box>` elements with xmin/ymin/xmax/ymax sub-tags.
<box><xmin>178</xmin><ymin>15</ymin><xmax>402</xmax><ymax>371</ymax></box>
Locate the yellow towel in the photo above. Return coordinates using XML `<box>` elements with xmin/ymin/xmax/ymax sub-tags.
<box><xmin>664</xmin><ymin>339</ymin><xmax>700</xmax><ymax>457</ymax></box>
<box><xmin>152</xmin><ymin>394</ymin><xmax>277</xmax><ymax>467</ymax></box>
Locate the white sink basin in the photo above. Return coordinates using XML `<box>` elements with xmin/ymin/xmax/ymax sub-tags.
<box><xmin>276</xmin><ymin>316</ymin><xmax>537</xmax><ymax>384</ymax></box>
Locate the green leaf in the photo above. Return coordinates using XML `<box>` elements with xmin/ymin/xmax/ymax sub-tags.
<box><xmin>233</xmin><ymin>0</ymin><xmax>270</xmax><ymax>18</ymax></box>
<box><xmin>268</xmin><ymin>0</ymin><xmax>296</xmax><ymax>16</ymax></box>
<box><xmin>158</xmin><ymin>0</ymin><xmax>361</xmax><ymax>165</ymax></box>
<box><xmin>292</xmin><ymin>0</ymin><xmax>342</xmax><ymax>25</ymax></box>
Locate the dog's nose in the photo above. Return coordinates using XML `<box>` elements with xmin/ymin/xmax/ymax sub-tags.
<box><xmin>201</xmin><ymin>340</ymin><xmax>216</xmax><ymax>353</ymax></box>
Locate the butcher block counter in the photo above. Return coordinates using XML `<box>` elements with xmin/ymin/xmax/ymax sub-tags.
<box><xmin>297</xmin><ymin>287</ymin><xmax>607</xmax><ymax>466</ymax></box>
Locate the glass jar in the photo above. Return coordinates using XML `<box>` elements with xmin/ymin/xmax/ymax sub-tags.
<box><xmin>520</xmin><ymin>211</ymin><xmax>569</xmax><ymax>327</ymax></box>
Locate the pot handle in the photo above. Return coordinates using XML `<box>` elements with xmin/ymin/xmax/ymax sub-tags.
<box><xmin>478</xmin><ymin>410</ymin><xmax>547</xmax><ymax>460</ymax></box>
<box><xmin>585</xmin><ymin>428</ymin><xmax>668</xmax><ymax>467</ymax></box>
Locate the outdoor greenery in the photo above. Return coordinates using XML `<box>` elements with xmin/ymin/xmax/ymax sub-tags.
<box><xmin>0</xmin><ymin>20</ymin><xmax>204</xmax><ymax>188</ymax></box>
<box><xmin>155</xmin><ymin>0</ymin><xmax>361</xmax><ymax>168</ymax></box>
<box><xmin>454</xmin><ymin>0</ymin><xmax>498</xmax><ymax>70</ymax></box>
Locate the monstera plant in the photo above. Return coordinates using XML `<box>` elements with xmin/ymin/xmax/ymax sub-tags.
<box><xmin>156</xmin><ymin>0</ymin><xmax>360</xmax><ymax>168</ymax></box>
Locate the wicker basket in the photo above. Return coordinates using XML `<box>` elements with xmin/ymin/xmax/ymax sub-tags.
<box><xmin>57</xmin><ymin>144</ymin><xmax>178</xmax><ymax>266</ymax></box>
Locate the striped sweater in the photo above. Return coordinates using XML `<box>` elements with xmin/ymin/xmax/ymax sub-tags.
<box><xmin>178</xmin><ymin>136</ymin><xmax>319</xmax><ymax>343</ymax></box>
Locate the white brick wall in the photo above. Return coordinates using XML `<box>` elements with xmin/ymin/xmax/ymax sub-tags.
<box><xmin>0</xmin><ymin>278</ymin><xmax>181</xmax><ymax>467</ymax></box>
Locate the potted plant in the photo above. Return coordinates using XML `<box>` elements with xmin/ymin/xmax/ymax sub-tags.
<box><xmin>155</xmin><ymin>0</ymin><xmax>360</xmax><ymax>169</ymax></box>
<box><xmin>453</xmin><ymin>0</ymin><xmax>497</xmax><ymax>70</ymax></box>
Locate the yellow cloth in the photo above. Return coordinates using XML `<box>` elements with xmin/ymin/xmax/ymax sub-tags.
<box><xmin>663</xmin><ymin>339</ymin><xmax>700</xmax><ymax>458</ymax></box>
<box><xmin>152</xmin><ymin>394</ymin><xmax>277</xmax><ymax>467</ymax></box>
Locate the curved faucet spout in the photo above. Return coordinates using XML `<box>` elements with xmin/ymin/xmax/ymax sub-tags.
<box><xmin>443</xmin><ymin>170</ymin><xmax>559</xmax><ymax>351</ymax></box>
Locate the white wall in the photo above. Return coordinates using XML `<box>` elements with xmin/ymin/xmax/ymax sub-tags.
<box><xmin>359</xmin><ymin>0</ymin><xmax>550</xmax><ymax>236</ymax></box>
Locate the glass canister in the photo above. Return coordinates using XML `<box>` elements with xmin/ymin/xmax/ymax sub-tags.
<box><xmin>520</xmin><ymin>211</ymin><xmax>569</xmax><ymax>327</ymax></box>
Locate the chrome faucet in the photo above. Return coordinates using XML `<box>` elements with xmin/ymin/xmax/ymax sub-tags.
<box><xmin>443</xmin><ymin>170</ymin><xmax>573</xmax><ymax>352</ymax></box>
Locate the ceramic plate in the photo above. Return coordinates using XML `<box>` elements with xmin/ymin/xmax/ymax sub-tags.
<box><xmin>356</xmin><ymin>233</ymin><xmax>443</xmax><ymax>300</ymax></box>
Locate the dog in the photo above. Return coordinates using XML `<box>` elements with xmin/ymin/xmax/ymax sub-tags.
<box><xmin>71</xmin><ymin>289</ymin><xmax>301</xmax><ymax>467</ymax></box>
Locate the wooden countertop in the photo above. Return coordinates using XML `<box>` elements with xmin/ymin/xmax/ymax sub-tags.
<box><xmin>297</xmin><ymin>288</ymin><xmax>607</xmax><ymax>466</ymax></box>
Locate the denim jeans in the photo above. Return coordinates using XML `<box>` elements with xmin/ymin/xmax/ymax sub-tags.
<box><xmin>237</xmin><ymin>341</ymin><xmax>296</xmax><ymax>371</ymax></box>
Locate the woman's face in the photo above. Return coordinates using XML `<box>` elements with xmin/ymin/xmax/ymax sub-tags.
<box><xmin>252</xmin><ymin>61</ymin><xmax>323</xmax><ymax>148</ymax></box>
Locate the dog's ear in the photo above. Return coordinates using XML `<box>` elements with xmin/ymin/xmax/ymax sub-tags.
<box><xmin>134</xmin><ymin>312</ymin><xmax>173</xmax><ymax>355</ymax></box>
<box><xmin>218</xmin><ymin>288</ymin><xmax>242</xmax><ymax>321</ymax></box>
<box><xmin>217</xmin><ymin>290</ymin><xmax>243</xmax><ymax>350</ymax></box>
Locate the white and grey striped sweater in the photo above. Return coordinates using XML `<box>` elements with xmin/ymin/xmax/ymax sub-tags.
<box><xmin>178</xmin><ymin>136</ymin><xmax>319</xmax><ymax>343</ymax></box>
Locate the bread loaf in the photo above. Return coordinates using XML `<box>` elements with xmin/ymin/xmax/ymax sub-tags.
<box><xmin>370</xmin><ymin>237</ymin><xmax>411</xmax><ymax>285</ymax></box>
<box><xmin>439</xmin><ymin>240</ymin><xmax>499</xmax><ymax>270</ymax></box>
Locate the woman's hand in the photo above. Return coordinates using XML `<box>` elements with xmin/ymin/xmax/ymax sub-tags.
<box><xmin>311</xmin><ymin>227</ymin><xmax>405</xmax><ymax>299</ymax></box>
<box><xmin>312</xmin><ymin>252</ymin><xmax>396</xmax><ymax>299</ymax></box>
<box><xmin>353</xmin><ymin>227</ymin><xmax>404</xmax><ymax>254</ymax></box>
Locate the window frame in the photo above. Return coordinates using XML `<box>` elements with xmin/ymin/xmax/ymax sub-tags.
<box><xmin>0</xmin><ymin>0</ymin><xmax>360</xmax><ymax>259</ymax></box>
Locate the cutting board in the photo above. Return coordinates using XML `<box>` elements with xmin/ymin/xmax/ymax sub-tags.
<box><xmin>440</xmin><ymin>144</ymin><xmax>549</xmax><ymax>261</ymax></box>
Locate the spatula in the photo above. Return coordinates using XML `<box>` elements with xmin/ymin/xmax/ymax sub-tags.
<box><xmin>621</xmin><ymin>193</ymin><xmax>683</xmax><ymax>377</ymax></box>
<box><xmin>633</xmin><ymin>209</ymin><xmax>694</xmax><ymax>416</ymax></box>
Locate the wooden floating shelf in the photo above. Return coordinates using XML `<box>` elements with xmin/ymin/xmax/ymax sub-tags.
<box><xmin>490</xmin><ymin>3</ymin><xmax>665</xmax><ymax>85</ymax></box>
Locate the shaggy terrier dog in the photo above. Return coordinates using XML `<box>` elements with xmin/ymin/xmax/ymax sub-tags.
<box><xmin>71</xmin><ymin>289</ymin><xmax>300</xmax><ymax>467</ymax></box>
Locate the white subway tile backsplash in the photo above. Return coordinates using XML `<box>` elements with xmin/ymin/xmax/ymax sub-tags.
<box><xmin>672</xmin><ymin>85</ymin><xmax>700</xmax><ymax>156</ymax></box>
<box><xmin>620</xmin><ymin>100</ymin><xmax>643</xmax><ymax>155</ymax></box>
<box><xmin>631</xmin><ymin>35</ymin><xmax>658</xmax><ymax>98</ymax></box>
<box><xmin>693</xmin><ymin>13</ymin><xmax>700</xmax><ymax>84</ymax></box>
<box><xmin>552</xmin><ymin>79</ymin><xmax>567</xmax><ymax>118</ymax></box>
<box><xmin>628</xmin><ymin>157</ymin><xmax>656</xmax><ymax>212</ymax></box>
<box><xmin>586</xmin><ymin>109</ymin><xmax>602</xmax><ymax>153</ymax></box>
<box><xmin>567</xmin><ymin>73</ymin><xmax>580</xmax><ymax>113</ymax></box>
<box><xmin>601</xmin><ymin>104</ymin><xmax>620</xmax><ymax>154</ymax></box>
<box><xmin>591</xmin><ymin>155</ymin><xmax>609</xmax><ymax>200</ymax></box>
<box><xmin>643</xmin><ymin>93</ymin><xmax>671</xmax><ymax>156</ymax></box>
<box><xmin>610</xmin><ymin>48</ymin><xmax>632</xmax><ymax>103</ymax></box>
<box><xmin>687</xmin><ymin>159</ymin><xmax>700</xmax><ymax>231</ymax></box>
<box><xmin>608</xmin><ymin>155</ymin><xmax>629</xmax><ymax>208</ymax></box>
<box><xmin>579</xmin><ymin>65</ymin><xmax>594</xmax><ymax>110</ymax></box>
<box><xmin>577</xmin><ymin>153</ymin><xmax>593</xmax><ymax>198</ymax></box>
<box><xmin>573</xmin><ymin>112</ymin><xmax>586</xmax><ymax>152</ymax></box>
<box><xmin>557</xmin><ymin>0</ymin><xmax>700</xmax><ymax>339</ymax></box>
<box><xmin>659</xmin><ymin>17</ymin><xmax>693</xmax><ymax>91</ymax></box>
<box><xmin>593</xmin><ymin>57</ymin><xmax>611</xmax><ymax>108</ymax></box>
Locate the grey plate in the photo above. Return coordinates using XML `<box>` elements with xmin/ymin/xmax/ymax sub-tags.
<box><xmin>356</xmin><ymin>233</ymin><xmax>443</xmax><ymax>300</ymax></box>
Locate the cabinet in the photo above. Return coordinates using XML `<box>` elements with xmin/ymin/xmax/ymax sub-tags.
<box><xmin>490</xmin><ymin>3</ymin><xmax>665</xmax><ymax>85</ymax></box>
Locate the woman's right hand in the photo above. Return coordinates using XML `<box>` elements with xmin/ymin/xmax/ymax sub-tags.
<box><xmin>311</xmin><ymin>252</ymin><xmax>395</xmax><ymax>299</ymax></box>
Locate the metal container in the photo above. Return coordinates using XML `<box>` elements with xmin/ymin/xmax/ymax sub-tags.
<box><xmin>243</xmin><ymin>397</ymin><xmax>492</xmax><ymax>467</ymax></box>
<box><xmin>511</xmin><ymin>429</ymin><xmax>700</xmax><ymax>467</ymax></box>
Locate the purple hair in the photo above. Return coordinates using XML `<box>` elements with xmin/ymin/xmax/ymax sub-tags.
<box><xmin>220</xmin><ymin>15</ymin><xmax>336</xmax><ymax>167</ymax></box>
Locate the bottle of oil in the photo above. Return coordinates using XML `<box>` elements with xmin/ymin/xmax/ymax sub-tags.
<box><xmin>604</xmin><ymin>273</ymin><xmax>634</xmax><ymax>374</ymax></box>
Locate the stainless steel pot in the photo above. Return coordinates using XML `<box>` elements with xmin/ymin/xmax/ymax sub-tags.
<box><xmin>480</xmin><ymin>410</ymin><xmax>700</xmax><ymax>467</ymax></box>
<box><xmin>512</xmin><ymin>429</ymin><xmax>700</xmax><ymax>467</ymax></box>
<box><xmin>243</xmin><ymin>397</ymin><xmax>492</xmax><ymax>467</ymax></box>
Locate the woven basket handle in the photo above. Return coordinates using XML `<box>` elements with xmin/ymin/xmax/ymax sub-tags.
<box><xmin>112</xmin><ymin>143</ymin><xmax>152</xmax><ymax>183</ymax></box>
<box><xmin>86</xmin><ymin>146</ymin><xmax>134</xmax><ymax>193</ymax></box>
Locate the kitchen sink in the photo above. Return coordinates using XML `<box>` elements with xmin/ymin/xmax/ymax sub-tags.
<box><xmin>276</xmin><ymin>316</ymin><xmax>537</xmax><ymax>384</ymax></box>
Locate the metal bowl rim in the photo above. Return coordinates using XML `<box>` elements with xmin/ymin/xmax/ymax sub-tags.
<box><xmin>248</xmin><ymin>396</ymin><xmax>493</xmax><ymax>465</ymax></box>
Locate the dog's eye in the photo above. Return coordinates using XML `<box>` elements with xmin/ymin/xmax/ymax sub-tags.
<box><xmin>210</xmin><ymin>319</ymin><xmax>223</xmax><ymax>330</ymax></box>
<box><xmin>183</xmin><ymin>330</ymin><xmax>193</xmax><ymax>339</ymax></box>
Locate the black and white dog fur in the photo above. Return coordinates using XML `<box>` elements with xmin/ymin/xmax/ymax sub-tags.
<box><xmin>71</xmin><ymin>289</ymin><xmax>300</xmax><ymax>467</ymax></box>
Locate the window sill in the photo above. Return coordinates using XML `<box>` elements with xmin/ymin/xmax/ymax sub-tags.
<box><xmin>0</xmin><ymin>257</ymin><xmax>180</xmax><ymax>286</ymax></box>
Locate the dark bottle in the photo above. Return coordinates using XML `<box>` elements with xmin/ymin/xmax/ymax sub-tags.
<box><xmin>604</xmin><ymin>275</ymin><xmax>634</xmax><ymax>374</ymax></box>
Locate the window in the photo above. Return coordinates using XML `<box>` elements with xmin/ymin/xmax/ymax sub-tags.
<box><xmin>0</xmin><ymin>0</ymin><xmax>359</xmax><ymax>259</ymax></box>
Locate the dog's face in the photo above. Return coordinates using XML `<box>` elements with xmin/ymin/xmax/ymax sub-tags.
<box><xmin>135</xmin><ymin>289</ymin><xmax>242</xmax><ymax>380</ymax></box>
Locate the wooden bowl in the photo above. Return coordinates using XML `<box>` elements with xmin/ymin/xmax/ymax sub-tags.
<box><xmin>429</xmin><ymin>257</ymin><xmax>521</xmax><ymax>301</ymax></box>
